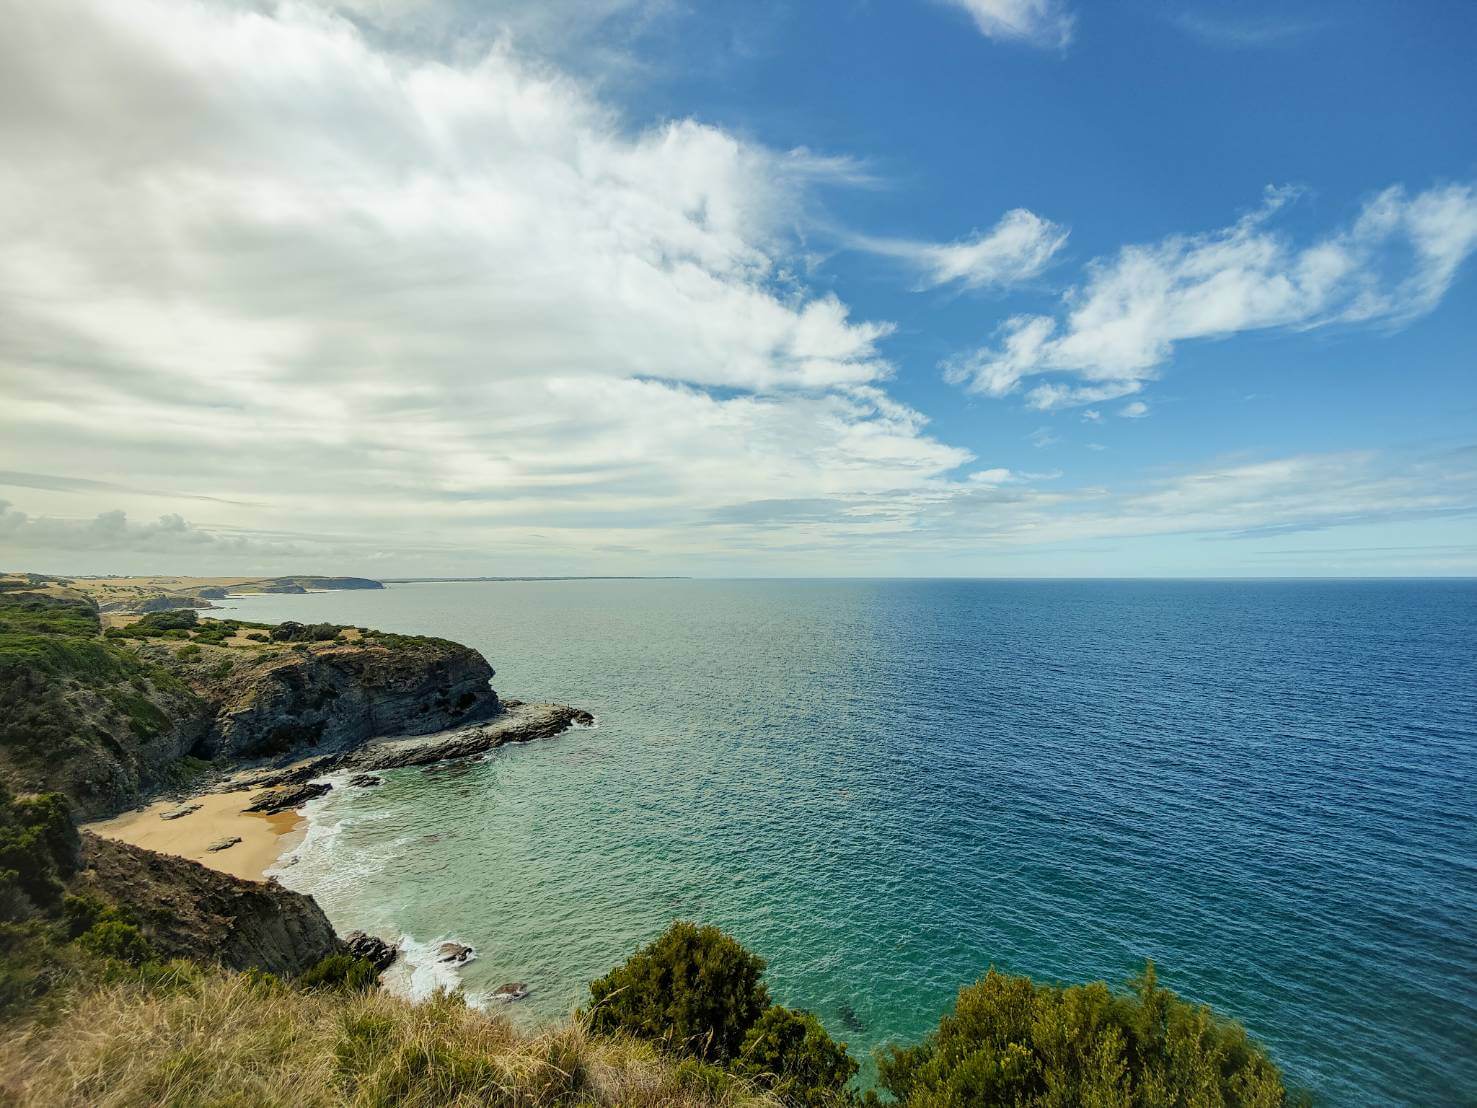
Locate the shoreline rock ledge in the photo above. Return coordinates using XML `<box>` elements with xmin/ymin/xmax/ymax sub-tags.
<box><xmin>232</xmin><ymin>701</ymin><xmax>595</xmax><ymax>792</ymax></box>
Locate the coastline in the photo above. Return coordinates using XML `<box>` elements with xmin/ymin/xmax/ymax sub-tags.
<box><xmin>88</xmin><ymin>790</ymin><xmax>306</xmax><ymax>883</ymax></box>
<box><xmin>84</xmin><ymin>700</ymin><xmax>596</xmax><ymax>886</ymax></box>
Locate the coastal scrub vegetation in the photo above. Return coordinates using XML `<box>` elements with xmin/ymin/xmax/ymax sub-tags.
<box><xmin>586</xmin><ymin>921</ymin><xmax>857</xmax><ymax>1105</ymax></box>
<box><xmin>874</xmin><ymin>964</ymin><xmax>1300</xmax><ymax>1108</ymax></box>
<box><xmin>0</xmin><ymin>897</ymin><xmax>1301</xmax><ymax>1106</ymax></box>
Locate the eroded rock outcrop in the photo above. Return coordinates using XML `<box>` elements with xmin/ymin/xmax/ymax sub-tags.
<box><xmin>73</xmin><ymin>833</ymin><xmax>345</xmax><ymax>976</ymax></box>
<box><xmin>344</xmin><ymin>930</ymin><xmax>399</xmax><ymax>973</ymax></box>
<box><xmin>200</xmin><ymin>640</ymin><xmax>500</xmax><ymax>761</ymax></box>
<box><xmin>229</xmin><ymin>702</ymin><xmax>594</xmax><ymax>792</ymax></box>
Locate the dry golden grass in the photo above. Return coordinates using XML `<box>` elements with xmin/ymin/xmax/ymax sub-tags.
<box><xmin>0</xmin><ymin>967</ymin><xmax>780</xmax><ymax>1108</ymax></box>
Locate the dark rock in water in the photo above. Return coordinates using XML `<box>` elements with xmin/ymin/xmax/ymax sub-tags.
<box><xmin>160</xmin><ymin>803</ymin><xmax>201</xmax><ymax>820</ymax></box>
<box><xmin>353</xmin><ymin>703</ymin><xmax>595</xmax><ymax>773</ymax></box>
<box><xmin>74</xmin><ymin>833</ymin><xmax>344</xmax><ymax>976</ymax></box>
<box><xmin>837</xmin><ymin>1003</ymin><xmax>865</xmax><ymax>1033</ymax></box>
<box><xmin>207</xmin><ymin>836</ymin><xmax>242</xmax><ymax>852</ymax></box>
<box><xmin>222</xmin><ymin>703</ymin><xmax>593</xmax><ymax>806</ymax></box>
<box><xmin>344</xmin><ymin>930</ymin><xmax>399</xmax><ymax>973</ymax></box>
<box><xmin>244</xmin><ymin>780</ymin><xmax>331</xmax><ymax>814</ymax></box>
<box><xmin>437</xmin><ymin>941</ymin><xmax>474</xmax><ymax>964</ymax></box>
<box><xmin>490</xmin><ymin>982</ymin><xmax>529</xmax><ymax>1002</ymax></box>
<box><xmin>347</xmin><ymin>774</ymin><xmax>382</xmax><ymax>788</ymax></box>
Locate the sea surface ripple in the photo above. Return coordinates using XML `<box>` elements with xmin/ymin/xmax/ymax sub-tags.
<box><xmin>223</xmin><ymin>579</ymin><xmax>1477</xmax><ymax>1105</ymax></box>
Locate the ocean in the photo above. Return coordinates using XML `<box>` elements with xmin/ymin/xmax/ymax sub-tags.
<box><xmin>215</xmin><ymin>579</ymin><xmax>1477</xmax><ymax>1105</ymax></box>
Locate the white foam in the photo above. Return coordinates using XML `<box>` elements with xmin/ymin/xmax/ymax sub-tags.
<box><xmin>386</xmin><ymin>933</ymin><xmax>486</xmax><ymax>1007</ymax></box>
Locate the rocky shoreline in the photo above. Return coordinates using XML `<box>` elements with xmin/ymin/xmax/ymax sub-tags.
<box><xmin>3</xmin><ymin>574</ymin><xmax>594</xmax><ymax>994</ymax></box>
<box><xmin>233</xmin><ymin>700</ymin><xmax>595</xmax><ymax>800</ymax></box>
<box><xmin>86</xmin><ymin>699</ymin><xmax>594</xmax><ymax>981</ymax></box>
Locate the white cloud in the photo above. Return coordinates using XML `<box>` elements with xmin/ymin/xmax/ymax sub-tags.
<box><xmin>938</xmin><ymin>448</ymin><xmax>1477</xmax><ymax>550</ymax></box>
<box><xmin>1080</xmin><ymin>409</ymin><xmax>1101</xmax><ymax>423</ymax></box>
<box><xmin>938</xmin><ymin>0</ymin><xmax>1075</xmax><ymax>49</ymax></box>
<box><xmin>0</xmin><ymin>500</ymin><xmax>314</xmax><ymax>559</ymax></box>
<box><xmin>944</xmin><ymin>183</ymin><xmax>1477</xmax><ymax>409</ymax></box>
<box><xmin>1119</xmin><ymin>401</ymin><xmax>1149</xmax><ymax>419</ymax></box>
<box><xmin>0</xmin><ymin>0</ymin><xmax>976</xmax><ymax>574</ymax></box>
<box><xmin>855</xmin><ymin>209</ymin><xmax>1068</xmax><ymax>290</ymax></box>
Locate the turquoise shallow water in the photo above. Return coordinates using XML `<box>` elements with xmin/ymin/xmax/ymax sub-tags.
<box><xmin>216</xmin><ymin>579</ymin><xmax>1477</xmax><ymax>1105</ymax></box>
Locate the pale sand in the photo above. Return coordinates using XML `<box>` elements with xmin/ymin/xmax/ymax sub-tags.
<box><xmin>88</xmin><ymin>791</ymin><xmax>306</xmax><ymax>883</ymax></box>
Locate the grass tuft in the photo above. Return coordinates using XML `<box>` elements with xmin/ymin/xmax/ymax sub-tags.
<box><xmin>0</xmin><ymin>968</ymin><xmax>780</xmax><ymax>1107</ymax></box>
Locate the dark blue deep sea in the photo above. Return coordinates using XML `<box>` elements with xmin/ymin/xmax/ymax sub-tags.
<box><xmin>218</xmin><ymin>579</ymin><xmax>1477</xmax><ymax>1105</ymax></box>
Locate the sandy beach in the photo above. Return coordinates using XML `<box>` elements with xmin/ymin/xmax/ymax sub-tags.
<box><xmin>88</xmin><ymin>790</ymin><xmax>305</xmax><ymax>882</ymax></box>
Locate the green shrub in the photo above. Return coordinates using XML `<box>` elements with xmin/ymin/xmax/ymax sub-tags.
<box><xmin>61</xmin><ymin>893</ymin><xmax>110</xmax><ymax>938</ymax></box>
<box><xmin>134</xmin><ymin>609</ymin><xmax>198</xmax><ymax>633</ymax></box>
<box><xmin>176</xmin><ymin>643</ymin><xmax>202</xmax><ymax>660</ymax></box>
<box><xmin>299</xmin><ymin>953</ymin><xmax>379</xmax><ymax>992</ymax></box>
<box><xmin>737</xmin><ymin>1006</ymin><xmax>857</xmax><ymax>1106</ymax></box>
<box><xmin>0</xmin><ymin>786</ymin><xmax>79</xmax><ymax>916</ymax></box>
<box><xmin>270</xmin><ymin>621</ymin><xmax>345</xmax><ymax>643</ymax></box>
<box><xmin>586</xmin><ymin>921</ymin><xmax>770</xmax><ymax>1063</ymax></box>
<box><xmin>873</xmin><ymin>963</ymin><xmax>1294</xmax><ymax>1108</ymax></box>
<box><xmin>77</xmin><ymin>919</ymin><xmax>153</xmax><ymax>965</ymax></box>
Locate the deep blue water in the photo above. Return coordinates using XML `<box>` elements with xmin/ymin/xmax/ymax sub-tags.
<box><xmin>218</xmin><ymin>579</ymin><xmax>1477</xmax><ymax>1105</ymax></box>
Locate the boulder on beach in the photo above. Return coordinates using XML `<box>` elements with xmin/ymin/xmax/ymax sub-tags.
<box><xmin>160</xmin><ymin>804</ymin><xmax>201</xmax><ymax>821</ymax></box>
<box><xmin>206</xmin><ymin>836</ymin><xmax>242</xmax><ymax>852</ymax></box>
<box><xmin>243</xmin><ymin>781</ymin><xmax>332</xmax><ymax>814</ymax></box>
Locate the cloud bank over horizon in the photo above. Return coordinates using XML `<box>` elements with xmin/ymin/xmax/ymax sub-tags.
<box><xmin>0</xmin><ymin>0</ymin><xmax>1473</xmax><ymax>577</ymax></box>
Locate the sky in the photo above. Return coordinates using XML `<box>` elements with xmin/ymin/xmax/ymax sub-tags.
<box><xmin>1</xmin><ymin>0</ymin><xmax>1474</xmax><ymax>578</ymax></box>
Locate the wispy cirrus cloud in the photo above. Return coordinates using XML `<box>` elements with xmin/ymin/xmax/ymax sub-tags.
<box><xmin>944</xmin><ymin>183</ymin><xmax>1477</xmax><ymax>410</ymax></box>
<box><xmin>1172</xmin><ymin>10</ymin><xmax>1331</xmax><ymax>49</ymax></box>
<box><xmin>937</xmin><ymin>0</ymin><xmax>1075</xmax><ymax>49</ymax></box>
<box><xmin>852</xmin><ymin>208</ymin><xmax>1068</xmax><ymax>291</ymax></box>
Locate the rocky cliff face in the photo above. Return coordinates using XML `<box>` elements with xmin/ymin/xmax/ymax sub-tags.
<box><xmin>200</xmin><ymin>639</ymin><xmax>499</xmax><ymax>761</ymax></box>
<box><xmin>74</xmin><ymin>833</ymin><xmax>344</xmax><ymax>975</ymax></box>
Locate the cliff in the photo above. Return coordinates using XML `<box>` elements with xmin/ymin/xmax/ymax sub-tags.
<box><xmin>198</xmin><ymin>636</ymin><xmax>498</xmax><ymax>760</ymax></box>
<box><xmin>72</xmin><ymin>832</ymin><xmax>344</xmax><ymax>976</ymax></box>
<box><xmin>0</xmin><ymin>581</ymin><xmax>503</xmax><ymax>817</ymax></box>
<box><xmin>0</xmin><ymin>589</ymin><xmax>211</xmax><ymax>818</ymax></box>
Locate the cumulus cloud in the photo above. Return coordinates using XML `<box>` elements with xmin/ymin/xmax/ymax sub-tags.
<box><xmin>0</xmin><ymin>0</ymin><xmax>974</xmax><ymax>573</ymax></box>
<box><xmin>938</xmin><ymin>0</ymin><xmax>1075</xmax><ymax>49</ymax></box>
<box><xmin>854</xmin><ymin>209</ymin><xmax>1068</xmax><ymax>291</ymax></box>
<box><xmin>944</xmin><ymin>183</ymin><xmax>1477</xmax><ymax>409</ymax></box>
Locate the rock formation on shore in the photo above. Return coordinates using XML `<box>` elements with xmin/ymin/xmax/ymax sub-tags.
<box><xmin>73</xmin><ymin>833</ymin><xmax>347</xmax><ymax>976</ymax></box>
<box><xmin>202</xmin><ymin>636</ymin><xmax>499</xmax><ymax>761</ymax></box>
<box><xmin>0</xmin><ymin>581</ymin><xmax>521</xmax><ymax>818</ymax></box>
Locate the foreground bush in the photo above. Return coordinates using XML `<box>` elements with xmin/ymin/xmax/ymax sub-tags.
<box><xmin>587</xmin><ymin>921</ymin><xmax>771</xmax><ymax>1063</ymax></box>
<box><xmin>587</xmin><ymin>923</ymin><xmax>857</xmax><ymax>1105</ymax></box>
<box><xmin>874</xmin><ymin>963</ymin><xmax>1296</xmax><ymax>1107</ymax></box>
<box><xmin>737</xmin><ymin>1006</ymin><xmax>859</xmax><ymax>1107</ymax></box>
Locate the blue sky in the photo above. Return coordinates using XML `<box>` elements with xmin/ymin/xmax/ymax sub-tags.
<box><xmin>0</xmin><ymin>0</ymin><xmax>1473</xmax><ymax>576</ymax></box>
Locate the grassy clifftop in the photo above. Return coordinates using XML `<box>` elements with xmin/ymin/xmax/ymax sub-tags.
<box><xmin>0</xmin><ymin>589</ymin><xmax>206</xmax><ymax>815</ymax></box>
<box><xmin>0</xmin><ymin>578</ymin><xmax>497</xmax><ymax>816</ymax></box>
<box><xmin>0</xmin><ymin>969</ymin><xmax>775</xmax><ymax>1108</ymax></box>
